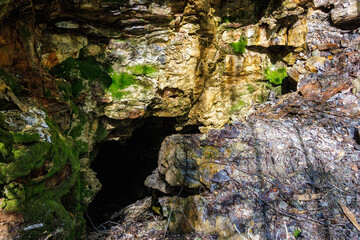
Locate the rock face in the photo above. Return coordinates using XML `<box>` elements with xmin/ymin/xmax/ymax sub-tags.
<box><xmin>145</xmin><ymin>91</ymin><xmax>360</xmax><ymax>239</ymax></box>
<box><xmin>0</xmin><ymin>0</ymin><xmax>360</xmax><ymax>239</ymax></box>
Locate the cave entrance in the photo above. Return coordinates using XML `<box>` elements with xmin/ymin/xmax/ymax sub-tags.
<box><xmin>86</xmin><ymin>117</ymin><xmax>178</xmax><ymax>227</ymax></box>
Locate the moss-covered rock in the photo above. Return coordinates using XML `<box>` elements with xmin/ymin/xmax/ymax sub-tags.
<box><xmin>0</xmin><ymin>108</ymin><xmax>98</xmax><ymax>239</ymax></box>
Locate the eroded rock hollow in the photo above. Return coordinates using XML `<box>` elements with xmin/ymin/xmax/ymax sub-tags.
<box><xmin>0</xmin><ymin>0</ymin><xmax>359</xmax><ymax>239</ymax></box>
<box><xmin>87</xmin><ymin>117</ymin><xmax>178</xmax><ymax>226</ymax></box>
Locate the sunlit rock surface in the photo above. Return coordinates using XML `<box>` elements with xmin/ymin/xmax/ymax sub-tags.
<box><xmin>0</xmin><ymin>0</ymin><xmax>360</xmax><ymax>239</ymax></box>
<box><xmin>145</xmin><ymin>90</ymin><xmax>360</xmax><ymax>238</ymax></box>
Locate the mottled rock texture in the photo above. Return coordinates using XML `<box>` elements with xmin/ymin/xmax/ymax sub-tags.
<box><xmin>0</xmin><ymin>0</ymin><xmax>360</xmax><ymax>239</ymax></box>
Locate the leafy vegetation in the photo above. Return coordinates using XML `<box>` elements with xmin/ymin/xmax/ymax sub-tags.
<box><xmin>230</xmin><ymin>34</ymin><xmax>247</xmax><ymax>54</ymax></box>
<box><xmin>264</xmin><ymin>67</ymin><xmax>287</xmax><ymax>85</ymax></box>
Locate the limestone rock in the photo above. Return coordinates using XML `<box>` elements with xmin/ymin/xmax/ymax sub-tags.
<box><xmin>305</xmin><ymin>56</ymin><xmax>327</xmax><ymax>72</ymax></box>
<box><xmin>298</xmin><ymin>73</ymin><xmax>352</xmax><ymax>103</ymax></box>
<box><xmin>1</xmin><ymin>0</ymin><xmax>360</xmax><ymax>239</ymax></box>
<box><xmin>147</xmin><ymin>91</ymin><xmax>360</xmax><ymax>238</ymax></box>
<box><xmin>331</xmin><ymin>0</ymin><xmax>360</xmax><ymax>27</ymax></box>
<box><xmin>40</xmin><ymin>33</ymin><xmax>88</xmax><ymax>69</ymax></box>
<box><xmin>313</xmin><ymin>0</ymin><xmax>335</xmax><ymax>8</ymax></box>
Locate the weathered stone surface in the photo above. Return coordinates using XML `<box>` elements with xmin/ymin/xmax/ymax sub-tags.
<box><xmin>331</xmin><ymin>0</ymin><xmax>360</xmax><ymax>27</ymax></box>
<box><xmin>305</xmin><ymin>56</ymin><xmax>327</xmax><ymax>72</ymax></box>
<box><xmin>1</xmin><ymin>0</ymin><xmax>360</xmax><ymax>239</ymax></box>
<box><xmin>313</xmin><ymin>0</ymin><xmax>334</xmax><ymax>8</ymax></box>
<box><xmin>146</xmin><ymin>91</ymin><xmax>360</xmax><ymax>238</ymax></box>
<box><xmin>40</xmin><ymin>33</ymin><xmax>88</xmax><ymax>69</ymax></box>
<box><xmin>298</xmin><ymin>73</ymin><xmax>352</xmax><ymax>103</ymax></box>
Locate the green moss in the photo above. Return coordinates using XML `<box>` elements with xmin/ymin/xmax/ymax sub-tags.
<box><xmin>111</xmin><ymin>90</ymin><xmax>130</xmax><ymax>100</ymax></box>
<box><xmin>1</xmin><ymin>182</ymin><xmax>25</xmax><ymax>212</ymax></box>
<box><xmin>11</xmin><ymin>132</ymin><xmax>40</xmax><ymax>144</ymax></box>
<box><xmin>19</xmin><ymin>118</ymin><xmax>84</xmax><ymax>239</ymax></box>
<box><xmin>67</xmin><ymin>109</ymin><xmax>87</xmax><ymax>139</ymax></box>
<box><xmin>230</xmin><ymin>100</ymin><xmax>246</xmax><ymax>113</ymax></box>
<box><xmin>0</xmin><ymin>112</ymin><xmax>8</xmax><ymax>130</ymax></box>
<box><xmin>94</xmin><ymin>122</ymin><xmax>108</xmax><ymax>143</ymax></box>
<box><xmin>0</xmin><ymin>142</ymin><xmax>7</xmax><ymax>159</ymax></box>
<box><xmin>257</xmin><ymin>93</ymin><xmax>267</xmax><ymax>103</ymax></box>
<box><xmin>0</xmin><ymin>68</ymin><xmax>22</xmax><ymax>95</ymax></box>
<box><xmin>0</xmin><ymin>111</ymin><xmax>90</xmax><ymax>239</ymax></box>
<box><xmin>230</xmin><ymin>34</ymin><xmax>247</xmax><ymax>54</ymax></box>
<box><xmin>128</xmin><ymin>64</ymin><xmax>158</xmax><ymax>76</ymax></box>
<box><xmin>70</xmin><ymin>102</ymin><xmax>79</xmax><ymax>115</ymax></box>
<box><xmin>77</xmin><ymin>59</ymin><xmax>112</xmax><ymax>87</ymax></box>
<box><xmin>0</xmin><ymin>117</ymin><xmax>13</xmax><ymax>163</ymax></box>
<box><xmin>75</xmin><ymin>140</ymin><xmax>89</xmax><ymax>154</ymax></box>
<box><xmin>264</xmin><ymin>67</ymin><xmax>287</xmax><ymax>85</ymax></box>
<box><xmin>109</xmin><ymin>72</ymin><xmax>136</xmax><ymax>89</ymax></box>
<box><xmin>0</xmin><ymin>0</ymin><xmax>10</xmax><ymax>16</ymax></box>
<box><xmin>50</xmin><ymin>57</ymin><xmax>79</xmax><ymax>81</ymax></box>
<box><xmin>58</xmin><ymin>80</ymin><xmax>72</xmax><ymax>101</ymax></box>
<box><xmin>70</xmin><ymin>79</ymin><xmax>85</xmax><ymax>98</ymax></box>
<box><xmin>4</xmin><ymin>142</ymin><xmax>51</xmax><ymax>182</ymax></box>
<box><xmin>43</xmin><ymin>88</ymin><xmax>52</xmax><ymax>98</ymax></box>
<box><xmin>50</xmin><ymin>57</ymin><xmax>112</xmax><ymax>98</ymax></box>
<box><xmin>293</xmin><ymin>229</ymin><xmax>301</xmax><ymax>237</ymax></box>
<box><xmin>108</xmin><ymin>71</ymin><xmax>136</xmax><ymax>99</ymax></box>
<box><xmin>247</xmin><ymin>84</ymin><xmax>255</xmax><ymax>93</ymax></box>
<box><xmin>68</xmin><ymin>122</ymin><xmax>84</xmax><ymax>139</ymax></box>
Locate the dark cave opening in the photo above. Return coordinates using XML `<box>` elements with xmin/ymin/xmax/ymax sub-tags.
<box><xmin>86</xmin><ymin>117</ymin><xmax>181</xmax><ymax>227</ymax></box>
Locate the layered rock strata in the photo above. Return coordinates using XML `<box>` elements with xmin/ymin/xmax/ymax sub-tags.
<box><xmin>0</xmin><ymin>0</ymin><xmax>359</xmax><ymax>239</ymax></box>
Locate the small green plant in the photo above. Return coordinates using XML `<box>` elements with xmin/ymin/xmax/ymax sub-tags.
<box><xmin>264</xmin><ymin>67</ymin><xmax>287</xmax><ymax>85</ymax></box>
<box><xmin>230</xmin><ymin>34</ymin><xmax>247</xmax><ymax>54</ymax></box>
<box><xmin>293</xmin><ymin>229</ymin><xmax>301</xmax><ymax>237</ymax></box>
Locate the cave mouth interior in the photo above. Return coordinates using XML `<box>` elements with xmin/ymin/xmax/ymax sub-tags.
<box><xmin>86</xmin><ymin>117</ymin><xmax>181</xmax><ymax>227</ymax></box>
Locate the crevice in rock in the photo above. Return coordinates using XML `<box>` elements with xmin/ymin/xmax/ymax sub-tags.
<box><xmin>354</xmin><ymin>128</ymin><xmax>360</xmax><ymax>145</ymax></box>
<box><xmin>86</xmin><ymin>117</ymin><xmax>178</xmax><ymax>227</ymax></box>
<box><xmin>281</xmin><ymin>76</ymin><xmax>297</xmax><ymax>94</ymax></box>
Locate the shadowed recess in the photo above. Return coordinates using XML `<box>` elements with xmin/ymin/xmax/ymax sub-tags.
<box><xmin>86</xmin><ymin>118</ymin><xmax>178</xmax><ymax>227</ymax></box>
